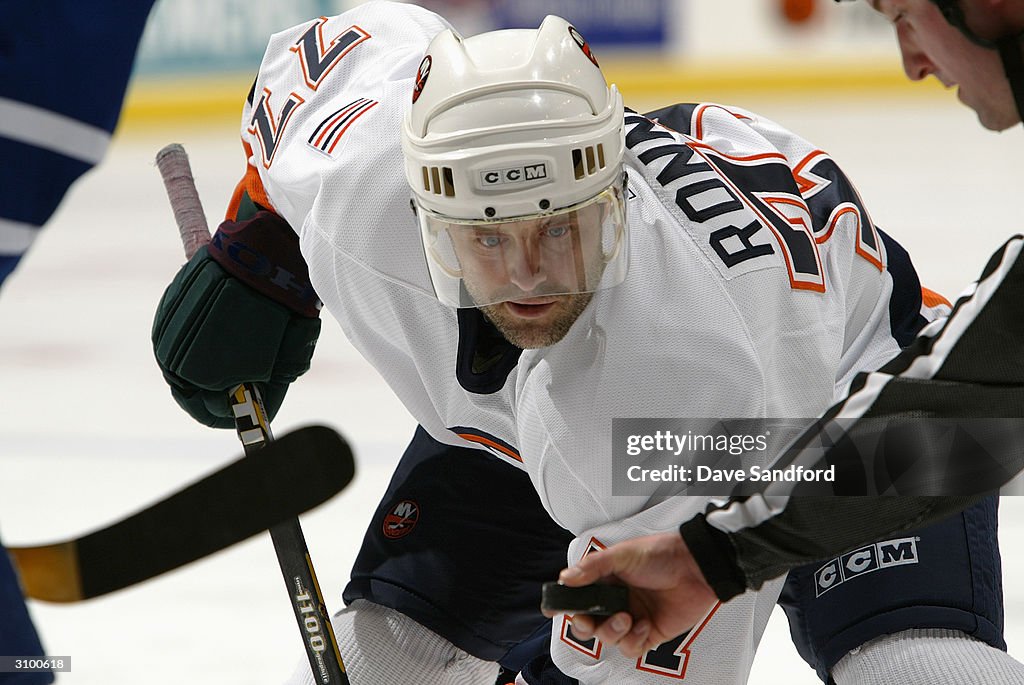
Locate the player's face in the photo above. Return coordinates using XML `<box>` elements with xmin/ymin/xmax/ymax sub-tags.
<box><xmin>449</xmin><ymin>205</ymin><xmax>606</xmax><ymax>348</ymax></box>
<box><xmin>870</xmin><ymin>0</ymin><xmax>1019</xmax><ymax>130</ymax></box>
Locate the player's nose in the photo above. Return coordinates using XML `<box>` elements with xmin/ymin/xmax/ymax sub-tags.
<box><xmin>506</xmin><ymin>240</ymin><xmax>546</xmax><ymax>292</ymax></box>
<box><xmin>896</xmin><ymin>32</ymin><xmax>933</xmax><ymax>82</ymax></box>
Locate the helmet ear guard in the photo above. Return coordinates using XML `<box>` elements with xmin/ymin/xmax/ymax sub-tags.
<box><xmin>401</xmin><ymin>15</ymin><xmax>630</xmax><ymax>308</ymax></box>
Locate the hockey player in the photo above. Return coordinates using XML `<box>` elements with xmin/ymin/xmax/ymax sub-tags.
<box><xmin>1</xmin><ymin>3</ymin><xmax>157</xmax><ymax>683</ymax></box>
<box><xmin>151</xmin><ymin>2</ymin><xmax>1020</xmax><ymax>683</ymax></box>
<box><xmin>0</xmin><ymin>2</ymin><xmax>156</xmax><ymax>287</ymax></box>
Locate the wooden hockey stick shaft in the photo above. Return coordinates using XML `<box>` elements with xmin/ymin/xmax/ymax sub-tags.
<box><xmin>155</xmin><ymin>143</ymin><xmax>349</xmax><ymax>684</ymax></box>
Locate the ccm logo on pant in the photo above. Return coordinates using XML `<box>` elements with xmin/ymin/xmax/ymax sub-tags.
<box><xmin>814</xmin><ymin>537</ymin><xmax>919</xmax><ymax>597</ymax></box>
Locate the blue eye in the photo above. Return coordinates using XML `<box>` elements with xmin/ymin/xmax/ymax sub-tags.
<box><xmin>546</xmin><ymin>225</ymin><xmax>569</xmax><ymax>238</ymax></box>
<box><xmin>478</xmin><ymin>234</ymin><xmax>503</xmax><ymax>248</ymax></box>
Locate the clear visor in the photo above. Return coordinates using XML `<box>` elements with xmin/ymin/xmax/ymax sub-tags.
<box><xmin>415</xmin><ymin>183</ymin><xmax>629</xmax><ymax>308</ymax></box>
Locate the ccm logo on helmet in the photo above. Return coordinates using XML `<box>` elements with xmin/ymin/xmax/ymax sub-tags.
<box><xmin>814</xmin><ymin>537</ymin><xmax>919</xmax><ymax>597</ymax></box>
<box><xmin>480</xmin><ymin>163</ymin><xmax>548</xmax><ymax>187</ymax></box>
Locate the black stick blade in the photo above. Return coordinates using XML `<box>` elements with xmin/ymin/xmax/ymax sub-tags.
<box><xmin>14</xmin><ymin>425</ymin><xmax>354</xmax><ymax>602</ymax></box>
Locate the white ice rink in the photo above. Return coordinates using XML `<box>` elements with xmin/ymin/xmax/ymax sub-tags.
<box><xmin>1</xmin><ymin>90</ymin><xmax>1022</xmax><ymax>684</ymax></box>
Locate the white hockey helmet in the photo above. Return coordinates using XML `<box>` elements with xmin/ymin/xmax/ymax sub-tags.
<box><xmin>401</xmin><ymin>16</ymin><xmax>628</xmax><ymax>308</ymax></box>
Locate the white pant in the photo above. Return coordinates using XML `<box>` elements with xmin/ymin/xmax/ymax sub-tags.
<box><xmin>833</xmin><ymin>629</ymin><xmax>1024</xmax><ymax>685</ymax></box>
<box><xmin>283</xmin><ymin>599</ymin><xmax>500</xmax><ymax>685</ymax></box>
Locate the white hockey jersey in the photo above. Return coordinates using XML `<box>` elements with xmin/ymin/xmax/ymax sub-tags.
<box><xmin>236</xmin><ymin>3</ymin><xmax>922</xmax><ymax>683</ymax></box>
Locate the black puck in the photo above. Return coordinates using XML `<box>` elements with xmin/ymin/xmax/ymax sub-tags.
<box><xmin>541</xmin><ymin>582</ymin><xmax>629</xmax><ymax>615</ymax></box>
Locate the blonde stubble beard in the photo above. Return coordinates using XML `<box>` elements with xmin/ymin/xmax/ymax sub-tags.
<box><xmin>478</xmin><ymin>292</ymin><xmax>594</xmax><ymax>349</ymax></box>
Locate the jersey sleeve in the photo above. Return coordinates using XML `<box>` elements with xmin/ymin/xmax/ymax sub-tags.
<box><xmin>234</xmin><ymin>2</ymin><xmax>451</xmax><ymax>234</ymax></box>
<box><xmin>680</xmin><ymin>495</ymin><xmax>985</xmax><ymax>601</ymax></box>
<box><xmin>679</xmin><ymin>234</ymin><xmax>1024</xmax><ymax>600</ymax></box>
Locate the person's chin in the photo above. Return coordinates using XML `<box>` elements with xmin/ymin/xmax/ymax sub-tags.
<box><xmin>960</xmin><ymin>88</ymin><xmax>1019</xmax><ymax>131</ymax></box>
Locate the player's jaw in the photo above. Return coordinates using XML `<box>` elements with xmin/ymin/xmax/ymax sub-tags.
<box><xmin>480</xmin><ymin>292</ymin><xmax>593</xmax><ymax>349</ymax></box>
<box><xmin>957</xmin><ymin>82</ymin><xmax>1021</xmax><ymax>131</ymax></box>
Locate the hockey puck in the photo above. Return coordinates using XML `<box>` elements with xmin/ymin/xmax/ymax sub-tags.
<box><xmin>541</xmin><ymin>582</ymin><xmax>630</xmax><ymax>615</ymax></box>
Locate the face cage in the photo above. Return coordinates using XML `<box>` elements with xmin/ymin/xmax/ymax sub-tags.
<box><xmin>414</xmin><ymin>182</ymin><xmax>629</xmax><ymax>308</ymax></box>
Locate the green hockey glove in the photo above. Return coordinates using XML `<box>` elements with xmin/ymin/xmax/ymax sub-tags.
<box><xmin>152</xmin><ymin>211</ymin><xmax>321</xmax><ymax>428</ymax></box>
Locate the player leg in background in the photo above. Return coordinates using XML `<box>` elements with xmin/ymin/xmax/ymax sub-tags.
<box><xmin>0</xmin><ymin>539</ymin><xmax>52</xmax><ymax>685</ymax></box>
<box><xmin>283</xmin><ymin>426</ymin><xmax>575</xmax><ymax>684</ymax></box>
<box><xmin>0</xmin><ymin>2</ymin><xmax>158</xmax><ymax>678</ymax></box>
<box><xmin>0</xmin><ymin>1</ymin><xmax>156</xmax><ymax>286</ymax></box>
<box><xmin>780</xmin><ymin>496</ymin><xmax>1024</xmax><ymax>684</ymax></box>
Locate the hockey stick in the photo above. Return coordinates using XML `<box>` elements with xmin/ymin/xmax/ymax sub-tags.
<box><xmin>156</xmin><ymin>143</ymin><xmax>350</xmax><ymax>684</ymax></box>
<box><xmin>8</xmin><ymin>425</ymin><xmax>353</xmax><ymax>602</ymax></box>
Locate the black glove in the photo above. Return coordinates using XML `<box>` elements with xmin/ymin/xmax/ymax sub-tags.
<box><xmin>152</xmin><ymin>211</ymin><xmax>321</xmax><ymax>428</ymax></box>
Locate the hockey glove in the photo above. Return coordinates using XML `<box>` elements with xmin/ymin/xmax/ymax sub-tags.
<box><xmin>152</xmin><ymin>210</ymin><xmax>321</xmax><ymax>428</ymax></box>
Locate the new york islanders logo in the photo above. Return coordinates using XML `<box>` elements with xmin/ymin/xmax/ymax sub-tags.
<box><xmin>568</xmin><ymin>26</ymin><xmax>599</xmax><ymax>68</ymax></box>
<box><xmin>382</xmin><ymin>499</ymin><xmax>420</xmax><ymax>539</ymax></box>
<box><xmin>412</xmin><ymin>55</ymin><xmax>431</xmax><ymax>103</ymax></box>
